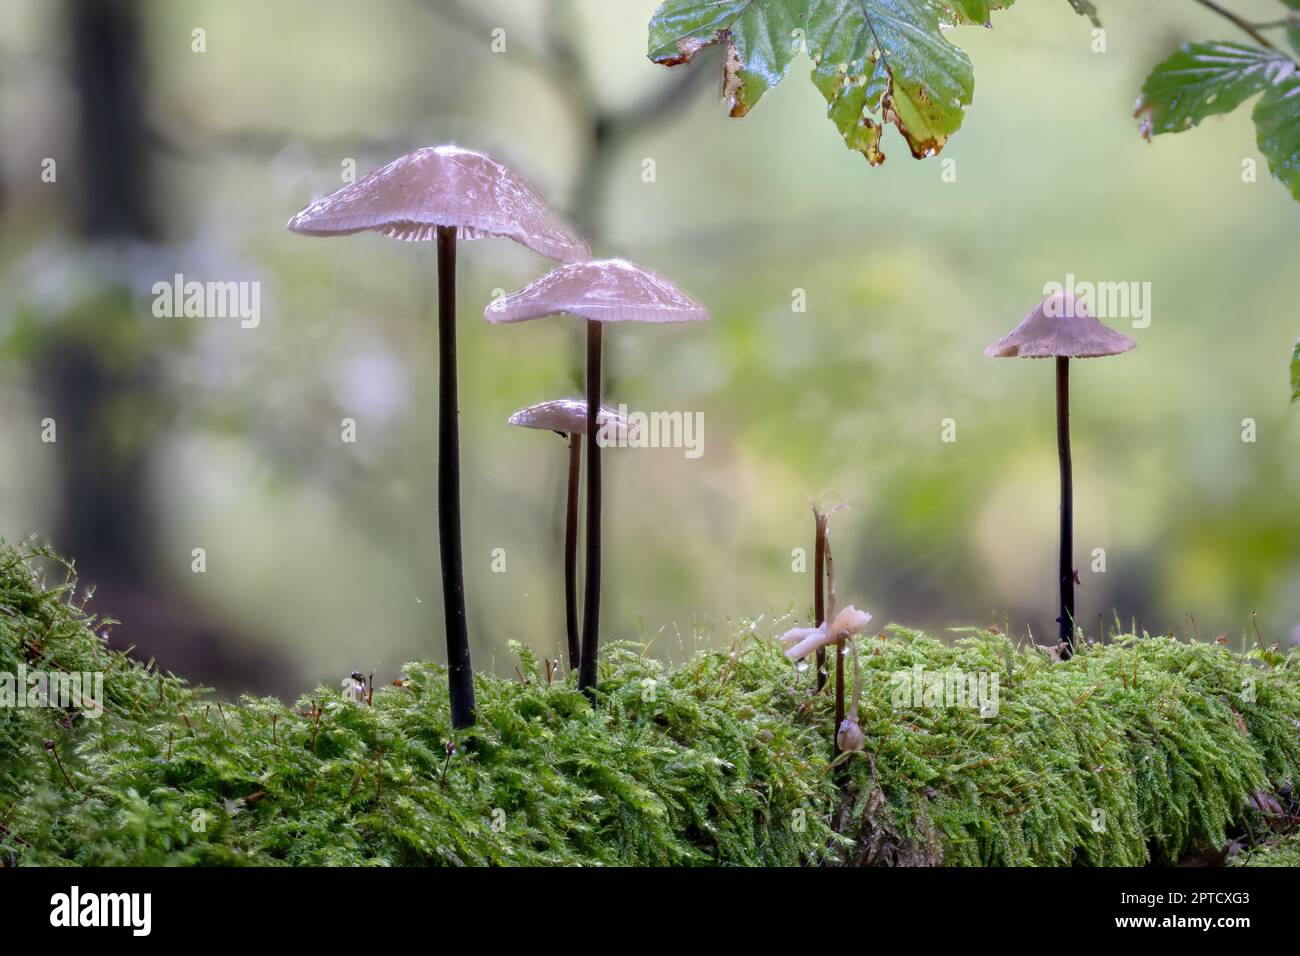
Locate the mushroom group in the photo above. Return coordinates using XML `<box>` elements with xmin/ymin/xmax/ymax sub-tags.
<box><xmin>284</xmin><ymin>142</ymin><xmax>1144</xmax><ymax>757</ymax></box>
<box><xmin>288</xmin><ymin>146</ymin><xmax>587</xmax><ymax>727</ymax></box>
<box><xmin>985</xmin><ymin>291</ymin><xmax>1136</xmax><ymax>658</ymax></box>
<box><xmin>289</xmin><ymin>146</ymin><xmax>709</xmax><ymax>721</ymax></box>
<box><xmin>489</xmin><ymin>259</ymin><xmax>709</xmax><ymax>693</ymax></box>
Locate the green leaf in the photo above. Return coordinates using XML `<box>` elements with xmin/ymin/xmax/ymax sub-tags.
<box><xmin>1252</xmin><ymin>66</ymin><xmax>1300</xmax><ymax>198</ymax></box>
<box><xmin>648</xmin><ymin>0</ymin><xmax>1008</xmax><ymax>164</ymax></box>
<box><xmin>805</xmin><ymin>0</ymin><xmax>974</xmax><ymax>164</ymax></box>
<box><xmin>1291</xmin><ymin>339</ymin><xmax>1300</xmax><ymax>403</ymax></box>
<box><xmin>946</xmin><ymin>0</ymin><xmax>991</xmax><ymax>25</ymax></box>
<box><xmin>1135</xmin><ymin>42</ymin><xmax>1283</xmax><ymax>139</ymax></box>
<box><xmin>1136</xmin><ymin>42</ymin><xmax>1300</xmax><ymax>199</ymax></box>
<box><xmin>1064</xmin><ymin>0</ymin><xmax>1101</xmax><ymax>27</ymax></box>
<box><xmin>938</xmin><ymin>1</ymin><xmax>1012</xmax><ymax>26</ymax></box>
<box><xmin>1286</xmin><ymin>24</ymin><xmax>1300</xmax><ymax>59</ymax></box>
<box><xmin>648</xmin><ymin>0</ymin><xmax>803</xmax><ymax>117</ymax></box>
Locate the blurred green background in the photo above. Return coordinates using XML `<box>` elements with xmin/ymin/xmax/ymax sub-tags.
<box><xmin>0</xmin><ymin>0</ymin><xmax>1296</xmax><ymax>697</ymax></box>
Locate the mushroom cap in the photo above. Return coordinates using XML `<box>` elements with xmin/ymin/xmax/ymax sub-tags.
<box><xmin>287</xmin><ymin>145</ymin><xmax>589</xmax><ymax>262</ymax></box>
<box><xmin>836</xmin><ymin>718</ymin><xmax>865</xmax><ymax>754</ymax></box>
<box><xmin>780</xmin><ymin>605</ymin><xmax>873</xmax><ymax>662</ymax></box>
<box><xmin>506</xmin><ymin>398</ymin><xmax>638</xmax><ymax>439</ymax></box>
<box><xmin>984</xmin><ymin>292</ymin><xmax>1137</xmax><ymax>359</ymax></box>
<box><xmin>484</xmin><ymin>258</ymin><xmax>710</xmax><ymax>325</ymax></box>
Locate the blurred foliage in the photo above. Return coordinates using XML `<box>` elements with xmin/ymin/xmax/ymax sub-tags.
<box><xmin>1292</xmin><ymin>337</ymin><xmax>1299</xmax><ymax>401</ymax></box>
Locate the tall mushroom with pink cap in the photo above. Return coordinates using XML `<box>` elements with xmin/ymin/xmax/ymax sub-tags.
<box><xmin>487</xmin><ymin>259</ymin><xmax>709</xmax><ymax>694</ymax></box>
<box><xmin>507</xmin><ymin>399</ymin><xmax>637</xmax><ymax>671</ymax></box>
<box><xmin>985</xmin><ymin>291</ymin><xmax>1136</xmax><ymax>658</ymax></box>
<box><xmin>287</xmin><ymin>145</ymin><xmax>589</xmax><ymax>729</ymax></box>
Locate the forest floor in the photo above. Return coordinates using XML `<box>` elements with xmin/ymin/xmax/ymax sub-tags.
<box><xmin>2</xmin><ymin>539</ymin><xmax>1298</xmax><ymax>867</ymax></box>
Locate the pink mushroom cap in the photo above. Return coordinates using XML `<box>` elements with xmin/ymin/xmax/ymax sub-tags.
<box><xmin>287</xmin><ymin>145</ymin><xmax>589</xmax><ymax>262</ymax></box>
<box><xmin>484</xmin><ymin>258</ymin><xmax>710</xmax><ymax>325</ymax></box>
<box><xmin>985</xmin><ymin>292</ymin><xmax>1137</xmax><ymax>359</ymax></box>
<box><xmin>507</xmin><ymin>399</ymin><xmax>638</xmax><ymax>439</ymax></box>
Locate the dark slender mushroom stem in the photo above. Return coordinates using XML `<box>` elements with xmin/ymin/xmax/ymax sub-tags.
<box><xmin>1055</xmin><ymin>356</ymin><xmax>1075</xmax><ymax>659</ymax></box>
<box><xmin>564</xmin><ymin>431</ymin><xmax>582</xmax><ymax>670</ymax></box>
<box><xmin>436</xmin><ymin>225</ymin><xmax>475</xmax><ymax>727</ymax></box>
<box><xmin>813</xmin><ymin>510</ymin><xmax>828</xmax><ymax>693</ymax></box>
<box><xmin>578</xmin><ymin>319</ymin><xmax>603</xmax><ymax>695</ymax></box>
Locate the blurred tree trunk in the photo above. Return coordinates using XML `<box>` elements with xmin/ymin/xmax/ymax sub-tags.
<box><xmin>39</xmin><ymin>0</ymin><xmax>287</xmax><ymax>694</ymax></box>
<box><xmin>57</xmin><ymin>0</ymin><xmax>155</xmax><ymax>585</ymax></box>
<box><xmin>68</xmin><ymin>0</ymin><xmax>158</xmax><ymax>241</ymax></box>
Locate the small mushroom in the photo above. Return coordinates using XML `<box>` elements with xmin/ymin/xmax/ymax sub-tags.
<box><xmin>985</xmin><ymin>291</ymin><xmax>1135</xmax><ymax>658</ymax></box>
<box><xmin>506</xmin><ymin>399</ymin><xmax>637</xmax><ymax>670</ymax></box>
<box><xmin>782</xmin><ymin>604</ymin><xmax>872</xmax><ymax>756</ymax></box>
<box><xmin>836</xmin><ymin>718</ymin><xmax>865</xmax><ymax>754</ymax></box>
<box><xmin>288</xmin><ymin>145</ymin><xmax>589</xmax><ymax>728</ymax></box>
<box><xmin>785</xmin><ymin>503</ymin><xmax>871</xmax><ymax>754</ymax></box>
<box><xmin>487</xmin><ymin>259</ymin><xmax>708</xmax><ymax>694</ymax></box>
<box><xmin>836</xmin><ymin>635</ymin><xmax>866</xmax><ymax>754</ymax></box>
<box><xmin>780</xmin><ymin>604</ymin><xmax>873</xmax><ymax>662</ymax></box>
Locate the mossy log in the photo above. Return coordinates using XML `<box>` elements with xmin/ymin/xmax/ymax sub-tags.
<box><xmin>1</xmin><ymin>541</ymin><xmax>1297</xmax><ymax>866</ymax></box>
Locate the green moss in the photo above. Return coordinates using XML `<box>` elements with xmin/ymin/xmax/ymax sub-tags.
<box><xmin>1231</xmin><ymin>831</ymin><xmax>1300</xmax><ymax>867</ymax></box>
<box><xmin>1</xmin><ymin>539</ymin><xmax>1297</xmax><ymax>866</ymax></box>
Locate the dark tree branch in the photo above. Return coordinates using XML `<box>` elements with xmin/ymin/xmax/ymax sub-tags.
<box><xmin>1191</xmin><ymin>0</ymin><xmax>1277</xmax><ymax>49</ymax></box>
<box><xmin>432</xmin><ymin>0</ymin><xmax>591</xmax><ymax>107</ymax></box>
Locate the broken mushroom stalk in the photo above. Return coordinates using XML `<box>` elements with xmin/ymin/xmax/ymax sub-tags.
<box><xmin>782</xmin><ymin>507</ymin><xmax>870</xmax><ymax>755</ymax></box>
<box><xmin>288</xmin><ymin>145</ymin><xmax>589</xmax><ymax>728</ymax></box>
<box><xmin>985</xmin><ymin>291</ymin><xmax>1135</xmax><ymax>659</ymax></box>
<box><xmin>811</xmin><ymin>503</ymin><xmax>846</xmax><ymax>694</ymax></box>
<box><xmin>487</xmin><ymin>259</ymin><xmax>709</xmax><ymax>695</ymax></box>
<box><xmin>506</xmin><ymin>399</ymin><xmax>637</xmax><ymax>671</ymax></box>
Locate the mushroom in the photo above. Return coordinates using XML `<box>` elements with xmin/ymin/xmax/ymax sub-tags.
<box><xmin>506</xmin><ymin>399</ymin><xmax>637</xmax><ymax>671</ymax></box>
<box><xmin>486</xmin><ymin>259</ymin><xmax>709</xmax><ymax>694</ymax></box>
<box><xmin>782</xmin><ymin>603</ymin><xmax>872</xmax><ymax>755</ymax></box>
<box><xmin>288</xmin><ymin>145</ymin><xmax>589</xmax><ymax>728</ymax></box>
<box><xmin>785</xmin><ymin>502</ymin><xmax>871</xmax><ymax>754</ymax></box>
<box><xmin>835</xmin><ymin>639</ymin><xmax>865</xmax><ymax>755</ymax></box>
<box><xmin>985</xmin><ymin>291</ymin><xmax>1135</xmax><ymax>658</ymax></box>
<box><xmin>780</xmin><ymin>604</ymin><xmax>873</xmax><ymax>663</ymax></box>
